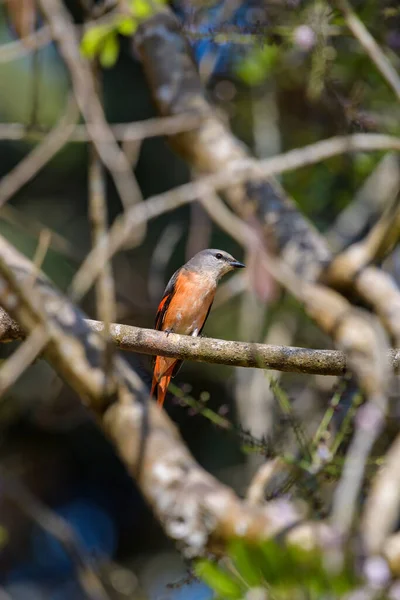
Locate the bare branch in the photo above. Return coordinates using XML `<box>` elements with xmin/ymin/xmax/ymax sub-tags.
<box><xmin>0</xmin><ymin>233</ymin><xmax>335</xmax><ymax>559</ymax></box>
<box><xmin>87</xmin><ymin>66</ymin><xmax>117</xmax><ymax>386</ymax></box>
<box><xmin>0</xmin><ymin>325</ymin><xmax>47</xmax><ymax>397</ymax></box>
<box><xmin>70</xmin><ymin>132</ymin><xmax>400</xmax><ymax>301</ymax></box>
<box><xmin>0</xmin><ymin>94</ymin><xmax>79</xmax><ymax>208</ymax></box>
<box><xmin>331</xmin><ymin>401</ymin><xmax>386</xmax><ymax>537</ymax></box>
<box><xmin>0</xmin><ymin>205</ymin><xmax>84</xmax><ymax>264</ymax></box>
<box><xmin>326</xmin><ymin>153</ymin><xmax>400</xmax><ymax>251</ymax></box>
<box><xmin>362</xmin><ymin>432</ymin><xmax>400</xmax><ymax>554</ymax></box>
<box><xmin>332</xmin><ymin>0</ymin><xmax>400</xmax><ymax>102</ymax></box>
<box><xmin>0</xmin><ymin>26</ymin><xmax>52</xmax><ymax>62</ymax></box>
<box><xmin>134</xmin><ymin>10</ymin><xmax>394</xmax><ymax>542</ymax></box>
<box><xmin>0</xmin><ymin>306</ymin><xmax>399</xmax><ymax>376</ymax></box>
<box><xmin>246</xmin><ymin>458</ymin><xmax>290</xmax><ymax>506</ymax></box>
<box><xmin>0</xmin><ymin>113</ymin><xmax>204</xmax><ymax>142</ymax></box>
<box><xmin>37</xmin><ymin>0</ymin><xmax>145</xmax><ymax>241</ymax></box>
<box><xmin>323</xmin><ymin>196</ymin><xmax>400</xmax><ymax>346</ymax></box>
<box><xmin>325</xmin><ymin>190</ymin><xmax>400</xmax><ymax>279</ymax></box>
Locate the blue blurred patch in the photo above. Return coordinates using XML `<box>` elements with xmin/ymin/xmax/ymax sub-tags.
<box><xmin>29</xmin><ymin>499</ymin><xmax>117</xmax><ymax>577</ymax></box>
<box><xmin>164</xmin><ymin>580</ymin><xmax>214</xmax><ymax>600</ymax></box>
<box><xmin>173</xmin><ymin>0</ymin><xmax>268</xmax><ymax>77</ymax></box>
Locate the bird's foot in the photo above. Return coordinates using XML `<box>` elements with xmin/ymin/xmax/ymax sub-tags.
<box><xmin>164</xmin><ymin>328</ymin><xmax>173</xmax><ymax>337</ymax></box>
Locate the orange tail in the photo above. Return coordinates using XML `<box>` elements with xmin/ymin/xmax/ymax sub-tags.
<box><xmin>151</xmin><ymin>356</ymin><xmax>176</xmax><ymax>408</ymax></box>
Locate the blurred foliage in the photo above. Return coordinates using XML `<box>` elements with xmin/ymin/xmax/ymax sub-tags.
<box><xmin>80</xmin><ymin>0</ymin><xmax>168</xmax><ymax>67</ymax></box>
<box><xmin>1</xmin><ymin>0</ymin><xmax>400</xmax><ymax>597</ymax></box>
<box><xmin>236</xmin><ymin>44</ymin><xmax>279</xmax><ymax>86</ymax></box>
<box><xmin>195</xmin><ymin>538</ymin><xmax>357</xmax><ymax>599</ymax></box>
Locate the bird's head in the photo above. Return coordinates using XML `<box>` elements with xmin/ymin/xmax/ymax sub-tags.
<box><xmin>187</xmin><ymin>249</ymin><xmax>245</xmax><ymax>281</ymax></box>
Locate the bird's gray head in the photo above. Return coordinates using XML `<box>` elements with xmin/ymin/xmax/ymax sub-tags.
<box><xmin>185</xmin><ymin>249</ymin><xmax>245</xmax><ymax>281</ymax></box>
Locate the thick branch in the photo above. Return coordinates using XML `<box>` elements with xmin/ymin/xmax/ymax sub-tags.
<box><xmin>133</xmin><ymin>10</ymin><xmax>393</xmax><ymax>537</ymax></box>
<box><xmin>0</xmin><ymin>307</ymin><xmax>399</xmax><ymax>375</ymax></box>
<box><xmin>0</xmin><ymin>234</ymin><xmax>334</xmax><ymax>559</ymax></box>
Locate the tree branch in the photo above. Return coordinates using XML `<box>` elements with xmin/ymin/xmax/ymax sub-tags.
<box><xmin>69</xmin><ymin>131</ymin><xmax>400</xmax><ymax>302</ymax></box>
<box><xmin>0</xmin><ymin>306</ymin><xmax>399</xmax><ymax>376</ymax></box>
<box><xmin>0</xmin><ymin>94</ymin><xmax>79</xmax><ymax>208</ymax></box>
<box><xmin>0</xmin><ymin>113</ymin><xmax>204</xmax><ymax>142</ymax></box>
<box><xmin>0</xmin><ymin>233</ymin><xmax>334</xmax><ymax>559</ymax></box>
<box><xmin>332</xmin><ymin>0</ymin><xmax>400</xmax><ymax>102</ymax></box>
<box><xmin>37</xmin><ymin>0</ymin><xmax>145</xmax><ymax>240</ymax></box>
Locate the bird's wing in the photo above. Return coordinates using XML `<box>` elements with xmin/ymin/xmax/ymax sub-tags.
<box><xmin>198</xmin><ymin>300</ymin><xmax>213</xmax><ymax>336</ymax></box>
<box><xmin>152</xmin><ymin>269</ymin><xmax>181</xmax><ymax>374</ymax></box>
<box><xmin>154</xmin><ymin>268</ymin><xmax>180</xmax><ymax>331</ymax></box>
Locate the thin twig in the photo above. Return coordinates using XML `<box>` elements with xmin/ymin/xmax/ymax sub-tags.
<box><xmin>27</xmin><ymin>227</ymin><xmax>52</xmax><ymax>288</ymax></box>
<box><xmin>0</xmin><ymin>204</ymin><xmax>84</xmax><ymax>263</ymax></box>
<box><xmin>0</xmin><ymin>26</ymin><xmax>52</xmax><ymax>62</ymax></box>
<box><xmin>0</xmin><ymin>325</ymin><xmax>48</xmax><ymax>397</ymax></box>
<box><xmin>0</xmin><ymin>229</ymin><xmax>52</xmax><ymax>397</ymax></box>
<box><xmin>355</xmin><ymin>189</ymin><xmax>400</xmax><ymax>264</ymax></box>
<box><xmin>88</xmin><ymin>65</ymin><xmax>117</xmax><ymax>388</ymax></box>
<box><xmin>70</xmin><ymin>132</ymin><xmax>400</xmax><ymax>301</ymax></box>
<box><xmin>148</xmin><ymin>223</ymin><xmax>183</xmax><ymax>305</ymax></box>
<box><xmin>362</xmin><ymin>431</ymin><xmax>400</xmax><ymax>555</ymax></box>
<box><xmin>0</xmin><ymin>232</ymin><xmax>336</xmax><ymax>561</ymax></box>
<box><xmin>333</xmin><ymin>0</ymin><xmax>400</xmax><ymax>101</ymax></box>
<box><xmin>38</xmin><ymin>0</ymin><xmax>145</xmax><ymax>238</ymax></box>
<box><xmin>0</xmin><ymin>94</ymin><xmax>79</xmax><ymax>208</ymax></box>
<box><xmin>246</xmin><ymin>458</ymin><xmax>289</xmax><ymax>506</ymax></box>
<box><xmin>331</xmin><ymin>399</ymin><xmax>386</xmax><ymax>537</ymax></box>
<box><xmin>326</xmin><ymin>153</ymin><xmax>400</xmax><ymax>251</ymax></box>
<box><xmin>4</xmin><ymin>229</ymin><xmax>400</xmax><ymax>572</ymax></box>
<box><xmin>311</xmin><ymin>386</ymin><xmax>344</xmax><ymax>451</ymax></box>
<box><xmin>0</xmin><ymin>113</ymin><xmax>204</xmax><ymax>142</ymax></box>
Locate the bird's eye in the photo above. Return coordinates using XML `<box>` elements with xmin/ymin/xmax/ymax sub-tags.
<box><xmin>216</xmin><ymin>253</ymin><xmax>223</xmax><ymax>260</ymax></box>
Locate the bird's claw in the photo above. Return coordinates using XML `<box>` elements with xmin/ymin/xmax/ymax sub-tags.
<box><xmin>165</xmin><ymin>328</ymin><xmax>173</xmax><ymax>337</ymax></box>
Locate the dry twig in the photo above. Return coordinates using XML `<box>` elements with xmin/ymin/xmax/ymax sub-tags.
<box><xmin>37</xmin><ymin>0</ymin><xmax>145</xmax><ymax>241</ymax></box>
<box><xmin>0</xmin><ymin>113</ymin><xmax>204</xmax><ymax>143</ymax></box>
<box><xmin>332</xmin><ymin>0</ymin><xmax>400</xmax><ymax>101</ymax></box>
<box><xmin>0</xmin><ymin>26</ymin><xmax>52</xmax><ymax>62</ymax></box>
<box><xmin>0</xmin><ymin>325</ymin><xmax>48</xmax><ymax>398</ymax></box>
<box><xmin>246</xmin><ymin>458</ymin><xmax>290</xmax><ymax>506</ymax></box>
<box><xmin>133</xmin><ymin>10</ymin><xmax>396</xmax><ymax>540</ymax></box>
<box><xmin>70</xmin><ymin>131</ymin><xmax>400</xmax><ymax>301</ymax></box>
<box><xmin>87</xmin><ymin>65</ymin><xmax>117</xmax><ymax>386</ymax></box>
<box><xmin>0</xmin><ymin>94</ymin><xmax>79</xmax><ymax>208</ymax></box>
<box><xmin>0</xmin><ymin>233</ymin><xmax>334</xmax><ymax>558</ymax></box>
<box><xmin>2</xmin><ymin>227</ymin><xmax>400</xmax><ymax>573</ymax></box>
<box><xmin>362</xmin><ymin>432</ymin><xmax>400</xmax><ymax>555</ymax></box>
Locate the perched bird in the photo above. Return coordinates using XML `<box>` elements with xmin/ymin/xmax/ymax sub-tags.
<box><xmin>151</xmin><ymin>249</ymin><xmax>245</xmax><ymax>407</ymax></box>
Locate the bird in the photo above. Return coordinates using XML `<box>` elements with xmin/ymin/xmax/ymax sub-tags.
<box><xmin>151</xmin><ymin>249</ymin><xmax>245</xmax><ymax>407</ymax></box>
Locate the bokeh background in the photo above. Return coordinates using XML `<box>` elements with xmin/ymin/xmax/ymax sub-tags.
<box><xmin>0</xmin><ymin>0</ymin><xmax>400</xmax><ymax>598</ymax></box>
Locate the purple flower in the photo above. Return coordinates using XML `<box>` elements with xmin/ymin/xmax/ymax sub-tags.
<box><xmin>293</xmin><ymin>25</ymin><xmax>316</xmax><ymax>51</ymax></box>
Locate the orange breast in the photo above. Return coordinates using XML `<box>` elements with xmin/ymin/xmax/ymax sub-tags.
<box><xmin>163</xmin><ymin>270</ymin><xmax>216</xmax><ymax>335</ymax></box>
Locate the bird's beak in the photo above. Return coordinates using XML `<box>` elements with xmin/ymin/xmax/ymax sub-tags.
<box><xmin>230</xmin><ymin>260</ymin><xmax>245</xmax><ymax>269</ymax></box>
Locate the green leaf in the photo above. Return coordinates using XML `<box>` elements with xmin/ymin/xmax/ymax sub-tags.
<box><xmin>194</xmin><ymin>560</ymin><xmax>243</xmax><ymax>599</ymax></box>
<box><xmin>260</xmin><ymin>540</ymin><xmax>296</xmax><ymax>586</ymax></box>
<box><xmin>130</xmin><ymin>0</ymin><xmax>152</xmax><ymax>18</ymax></box>
<box><xmin>228</xmin><ymin>540</ymin><xmax>263</xmax><ymax>587</ymax></box>
<box><xmin>116</xmin><ymin>16</ymin><xmax>138</xmax><ymax>36</ymax></box>
<box><xmin>236</xmin><ymin>44</ymin><xmax>279</xmax><ymax>86</ymax></box>
<box><xmin>237</xmin><ymin>58</ymin><xmax>266</xmax><ymax>86</ymax></box>
<box><xmin>80</xmin><ymin>25</ymin><xmax>111</xmax><ymax>58</ymax></box>
<box><xmin>99</xmin><ymin>34</ymin><xmax>119</xmax><ymax>68</ymax></box>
